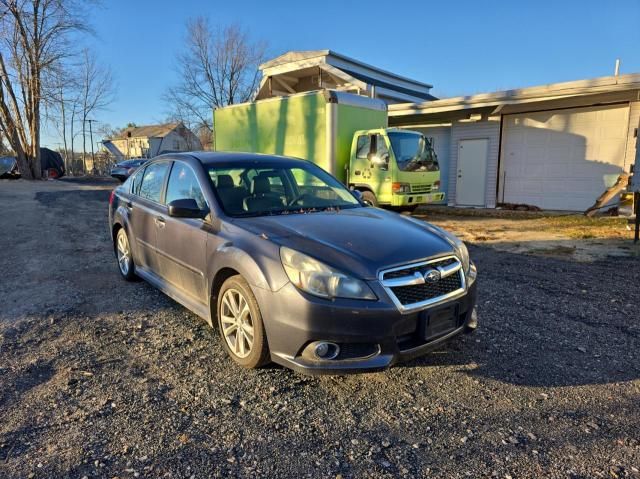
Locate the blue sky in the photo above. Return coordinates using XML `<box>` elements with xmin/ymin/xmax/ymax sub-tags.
<box><xmin>43</xmin><ymin>0</ymin><xmax>640</xmax><ymax>147</ymax></box>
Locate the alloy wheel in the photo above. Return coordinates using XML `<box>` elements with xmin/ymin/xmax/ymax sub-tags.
<box><xmin>220</xmin><ymin>288</ymin><xmax>254</xmax><ymax>358</ymax></box>
<box><xmin>116</xmin><ymin>229</ymin><xmax>131</xmax><ymax>276</ymax></box>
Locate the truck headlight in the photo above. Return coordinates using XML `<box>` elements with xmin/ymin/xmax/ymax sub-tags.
<box><xmin>280</xmin><ymin>247</ymin><xmax>376</xmax><ymax>300</ymax></box>
<box><xmin>392</xmin><ymin>182</ymin><xmax>411</xmax><ymax>194</ymax></box>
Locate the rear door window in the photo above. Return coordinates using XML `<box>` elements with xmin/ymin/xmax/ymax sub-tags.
<box><xmin>129</xmin><ymin>167</ymin><xmax>145</xmax><ymax>195</ymax></box>
<box><xmin>138</xmin><ymin>161</ymin><xmax>171</xmax><ymax>203</ymax></box>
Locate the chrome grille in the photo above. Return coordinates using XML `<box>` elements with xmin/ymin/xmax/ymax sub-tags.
<box><xmin>411</xmin><ymin>183</ymin><xmax>432</xmax><ymax>194</ymax></box>
<box><xmin>391</xmin><ymin>273</ymin><xmax>462</xmax><ymax>305</ymax></box>
<box><xmin>379</xmin><ymin>256</ymin><xmax>466</xmax><ymax>312</ymax></box>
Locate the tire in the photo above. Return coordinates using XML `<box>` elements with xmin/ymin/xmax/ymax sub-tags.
<box><xmin>361</xmin><ymin>190</ymin><xmax>378</xmax><ymax>207</ymax></box>
<box><xmin>115</xmin><ymin>227</ymin><xmax>136</xmax><ymax>281</ymax></box>
<box><xmin>395</xmin><ymin>204</ymin><xmax>419</xmax><ymax>214</ymax></box>
<box><xmin>217</xmin><ymin>275</ymin><xmax>270</xmax><ymax>368</ymax></box>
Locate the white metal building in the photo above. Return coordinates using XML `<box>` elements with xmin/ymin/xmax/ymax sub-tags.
<box><xmin>389</xmin><ymin>74</ymin><xmax>640</xmax><ymax>210</ymax></box>
<box><xmin>256</xmin><ymin>50</ymin><xmax>436</xmax><ymax>104</ymax></box>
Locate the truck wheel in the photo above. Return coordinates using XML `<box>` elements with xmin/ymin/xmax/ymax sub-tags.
<box><xmin>361</xmin><ymin>191</ymin><xmax>378</xmax><ymax>207</ymax></box>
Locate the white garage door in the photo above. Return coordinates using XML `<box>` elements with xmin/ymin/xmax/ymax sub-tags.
<box><xmin>500</xmin><ymin>104</ymin><xmax>629</xmax><ymax>210</ymax></box>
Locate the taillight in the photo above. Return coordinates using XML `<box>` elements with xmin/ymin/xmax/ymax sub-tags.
<box><xmin>109</xmin><ymin>190</ymin><xmax>116</xmax><ymax>205</ymax></box>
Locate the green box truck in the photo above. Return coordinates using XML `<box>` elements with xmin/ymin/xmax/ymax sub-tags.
<box><xmin>213</xmin><ymin>90</ymin><xmax>444</xmax><ymax>208</ymax></box>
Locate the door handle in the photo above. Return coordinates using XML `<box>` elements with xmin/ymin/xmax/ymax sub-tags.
<box><xmin>154</xmin><ymin>216</ymin><xmax>166</xmax><ymax>228</ymax></box>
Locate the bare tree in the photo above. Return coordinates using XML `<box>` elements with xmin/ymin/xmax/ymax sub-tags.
<box><xmin>165</xmin><ymin>18</ymin><xmax>266</xmax><ymax>135</ymax></box>
<box><xmin>46</xmin><ymin>67</ymin><xmax>80</xmax><ymax>170</ymax></box>
<box><xmin>0</xmin><ymin>0</ymin><xmax>89</xmax><ymax>179</ymax></box>
<box><xmin>75</xmin><ymin>49</ymin><xmax>114</xmax><ymax>173</ymax></box>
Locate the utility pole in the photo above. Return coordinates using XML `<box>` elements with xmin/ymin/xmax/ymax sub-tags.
<box><xmin>87</xmin><ymin>119</ymin><xmax>96</xmax><ymax>174</ymax></box>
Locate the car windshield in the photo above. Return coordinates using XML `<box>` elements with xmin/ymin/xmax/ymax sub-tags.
<box><xmin>388</xmin><ymin>132</ymin><xmax>439</xmax><ymax>172</ymax></box>
<box><xmin>207</xmin><ymin>161</ymin><xmax>361</xmax><ymax>217</ymax></box>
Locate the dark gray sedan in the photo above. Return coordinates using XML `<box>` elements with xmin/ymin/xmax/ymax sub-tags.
<box><xmin>108</xmin><ymin>152</ymin><xmax>478</xmax><ymax>374</ymax></box>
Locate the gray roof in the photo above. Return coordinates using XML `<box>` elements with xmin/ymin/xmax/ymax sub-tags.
<box><xmin>109</xmin><ymin>123</ymin><xmax>182</xmax><ymax>140</ymax></box>
<box><xmin>389</xmin><ymin>72</ymin><xmax>640</xmax><ymax>116</ymax></box>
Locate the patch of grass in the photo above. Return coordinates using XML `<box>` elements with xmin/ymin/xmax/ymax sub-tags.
<box><xmin>528</xmin><ymin>245</ymin><xmax>577</xmax><ymax>256</ymax></box>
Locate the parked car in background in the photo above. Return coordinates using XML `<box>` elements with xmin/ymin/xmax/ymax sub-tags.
<box><xmin>110</xmin><ymin>158</ymin><xmax>148</xmax><ymax>182</ymax></box>
<box><xmin>108</xmin><ymin>152</ymin><xmax>478</xmax><ymax>374</ymax></box>
<box><xmin>0</xmin><ymin>157</ymin><xmax>20</xmax><ymax>179</ymax></box>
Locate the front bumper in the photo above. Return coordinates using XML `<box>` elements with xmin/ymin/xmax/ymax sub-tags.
<box><xmin>391</xmin><ymin>192</ymin><xmax>445</xmax><ymax>207</ymax></box>
<box><xmin>253</xmin><ymin>267</ymin><xmax>477</xmax><ymax>375</ymax></box>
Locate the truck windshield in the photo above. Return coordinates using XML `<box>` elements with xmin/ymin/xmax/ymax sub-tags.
<box><xmin>207</xmin><ymin>161</ymin><xmax>361</xmax><ymax>217</ymax></box>
<box><xmin>388</xmin><ymin>132</ymin><xmax>439</xmax><ymax>172</ymax></box>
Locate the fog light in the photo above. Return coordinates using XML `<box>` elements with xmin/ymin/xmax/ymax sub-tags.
<box><xmin>314</xmin><ymin>341</ymin><xmax>340</xmax><ymax>360</ymax></box>
<box><xmin>466</xmin><ymin>307</ymin><xmax>478</xmax><ymax>332</ymax></box>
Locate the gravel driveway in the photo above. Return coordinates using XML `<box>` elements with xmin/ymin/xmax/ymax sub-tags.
<box><xmin>1</xmin><ymin>179</ymin><xmax>639</xmax><ymax>479</ymax></box>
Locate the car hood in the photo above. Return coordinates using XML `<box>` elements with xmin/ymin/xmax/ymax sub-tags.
<box><xmin>232</xmin><ymin>207</ymin><xmax>456</xmax><ymax>280</ymax></box>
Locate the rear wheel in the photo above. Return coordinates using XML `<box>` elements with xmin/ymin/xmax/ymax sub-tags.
<box><xmin>217</xmin><ymin>275</ymin><xmax>270</xmax><ymax>368</ymax></box>
<box><xmin>361</xmin><ymin>190</ymin><xmax>378</xmax><ymax>207</ymax></box>
<box><xmin>115</xmin><ymin>228</ymin><xmax>136</xmax><ymax>281</ymax></box>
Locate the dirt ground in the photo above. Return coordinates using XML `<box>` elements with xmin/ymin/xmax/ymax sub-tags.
<box><xmin>414</xmin><ymin>206</ymin><xmax>640</xmax><ymax>263</ymax></box>
<box><xmin>0</xmin><ymin>178</ymin><xmax>639</xmax><ymax>479</ymax></box>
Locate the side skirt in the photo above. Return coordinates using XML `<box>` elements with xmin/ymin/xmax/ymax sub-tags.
<box><xmin>135</xmin><ymin>266</ymin><xmax>211</xmax><ymax>324</ymax></box>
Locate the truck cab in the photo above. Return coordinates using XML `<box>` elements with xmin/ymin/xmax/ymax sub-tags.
<box><xmin>349</xmin><ymin>128</ymin><xmax>444</xmax><ymax>208</ymax></box>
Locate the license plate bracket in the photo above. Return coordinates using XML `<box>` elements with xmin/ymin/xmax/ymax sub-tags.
<box><xmin>419</xmin><ymin>304</ymin><xmax>459</xmax><ymax>340</ymax></box>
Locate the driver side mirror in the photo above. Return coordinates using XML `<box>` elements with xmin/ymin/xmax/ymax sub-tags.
<box><xmin>168</xmin><ymin>198</ymin><xmax>208</xmax><ymax>219</ymax></box>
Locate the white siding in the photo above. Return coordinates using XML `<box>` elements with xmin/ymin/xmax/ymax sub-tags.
<box><xmin>448</xmin><ymin>119</ymin><xmax>500</xmax><ymax>207</ymax></box>
<box><xmin>625</xmin><ymin>101</ymin><xmax>640</xmax><ymax>170</ymax></box>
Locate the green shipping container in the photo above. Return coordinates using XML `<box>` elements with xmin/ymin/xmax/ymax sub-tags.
<box><xmin>213</xmin><ymin>90</ymin><xmax>387</xmax><ymax>183</ymax></box>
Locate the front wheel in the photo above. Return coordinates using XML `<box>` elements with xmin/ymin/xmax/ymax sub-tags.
<box><xmin>217</xmin><ymin>275</ymin><xmax>270</xmax><ymax>368</ymax></box>
<box><xmin>115</xmin><ymin>227</ymin><xmax>136</xmax><ymax>281</ymax></box>
<box><xmin>360</xmin><ymin>190</ymin><xmax>378</xmax><ymax>207</ymax></box>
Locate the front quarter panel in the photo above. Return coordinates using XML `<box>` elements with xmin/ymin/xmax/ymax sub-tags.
<box><xmin>206</xmin><ymin>220</ymin><xmax>289</xmax><ymax>294</ymax></box>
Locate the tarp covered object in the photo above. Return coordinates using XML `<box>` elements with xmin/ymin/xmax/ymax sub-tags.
<box><xmin>40</xmin><ymin>148</ymin><xmax>65</xmax><ymax>178</ymax></box>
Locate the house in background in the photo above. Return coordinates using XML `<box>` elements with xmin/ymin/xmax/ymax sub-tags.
<box><xmin>255</xmin><ymin>50</ymin><xmax>436</xmax><ymax>104</ymax></box>
<box><xmin>102</xmin><ymin>123</ymin><xmax>201</xmax><ymax>161</ymax></box>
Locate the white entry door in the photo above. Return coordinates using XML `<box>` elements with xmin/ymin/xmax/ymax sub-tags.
<box><xmin>456</xmin><ymin>139</ymin><xmax>488</xmax><ymax>206</ymax></box>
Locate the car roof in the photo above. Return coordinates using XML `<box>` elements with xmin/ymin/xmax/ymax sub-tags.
<box><xmin>165</xmin><ymin>151</ymin><xmax>308</xmax><ymax>166</ymax></box>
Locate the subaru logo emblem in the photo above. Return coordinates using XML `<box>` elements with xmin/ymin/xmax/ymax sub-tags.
<box><xmin>424</xmin><ymin>269</ymin><xmax>441</xmax><ymax>283</ymax></box>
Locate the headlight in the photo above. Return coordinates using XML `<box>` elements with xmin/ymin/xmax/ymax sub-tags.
<box><xmin>433</xmin><ymin>227</ymin><xmax>470</xmax><ymax>274</ymax></box>
<box><xmin>455</xmin><ymin>239</ymin><xmax>470</xmax><ymax>274</ymax></box>
<box><xmin>403</xmin><ymin>216</ymin><xmax>471</xmax><ymax>274</ymax></box>
<box><xmin>392</xmin><ymin>182</ymin><xmax>411</xmax><ymax>194</ymax></box>
<box><xmin>280</xmin><ymin>247</ymin><xmax>376</xmax><ymax>300</ymax></box>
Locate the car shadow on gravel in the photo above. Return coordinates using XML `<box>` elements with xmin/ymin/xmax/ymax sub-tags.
<box><xmin>396</xmin><ymin>246</ymin><xmax>640</xmax><ymax>388</ymax></box>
